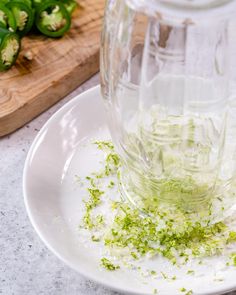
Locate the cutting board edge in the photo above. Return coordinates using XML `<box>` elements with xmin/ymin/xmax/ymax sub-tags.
<box><xmin>0</xmin><ymin>53</ymin><xmax>100</xmax><ymax>137</ymax></box>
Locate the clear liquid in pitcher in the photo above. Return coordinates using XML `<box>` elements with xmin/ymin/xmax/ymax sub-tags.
<box><xmin>101</xmin><ymin>0</ymin><xmax>234</xmax><ymax>215</ymax></box>
<box><xmin>116</xmin><ymin>75</ymin><xmax>227</xmax><ymax>212</ymax></box>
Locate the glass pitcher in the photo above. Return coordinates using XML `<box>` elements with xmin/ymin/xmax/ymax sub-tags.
<box><xmin>100</xmin><ymin>0</ymin><xmax>236</xmax><ymax>215</ymax></box>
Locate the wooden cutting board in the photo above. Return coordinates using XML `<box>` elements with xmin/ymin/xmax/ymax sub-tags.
<box><xmin>0</xmin><ymin>0</ymin><xmax>105</xmax><ymax>137</ymax></box>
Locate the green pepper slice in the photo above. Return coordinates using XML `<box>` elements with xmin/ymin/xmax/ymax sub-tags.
<box><xmin>6</xmin><ymin>1</ymin><xmax>34</xmax><ymax>36</ymax></box>
<box><xmin>58</xmin><ymin>0</ymin><xmax>77</xmax><ymax>15</ymax></box>
<box><xmin>35</xmin><ymin>1</ymin><xmax>71</xmax><ymax>37</ymax></box>
<box><xmin>33</xmin><ymin>0</ymin><xmax>76</xmax><ymax>13</ymax></box>
<box><xmin>2</xmin><ymin>0</ymin><xmax>33</xmax><ymax>8</ymax></box>
<box><xmin>32</xmin><ymin>0</ymin><xmax>43</xmax><ymax>8</ymax></box>
<box><xmin>0</xmin><ymin>27</ymin><xmax>21</xmax><ymax>71</ymax></box>
<box><xmin>0</xmin><ymin>4</ymin><xmax>17</xmax><ymax>32</ymax></box>
<box><xmin>23</xmin><ymin>0</ymin><xmax>33</xmax><ymax>8</ymax></box>
<box><xmin>0</xmin><ymin>0</ymin><xmax>10</xmax><ymax>4</ymax></box>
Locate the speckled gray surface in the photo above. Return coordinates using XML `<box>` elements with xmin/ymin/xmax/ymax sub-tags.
<box><xmin>0</xmin><ymin>75</ymin><xmax>118</xmax><ymax>295</ymax></box>
<box><xmin>0</xmin><ymin>74</ymin><xmax>235</xmax><ymax>295</ymax></box>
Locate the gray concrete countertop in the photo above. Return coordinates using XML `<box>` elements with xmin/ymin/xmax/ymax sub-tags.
<box><xmin>0</xmin><ymin>75</ymin><xmax>118</xmax><ymax>295</ymax></box>
<box><xmin>0</xmin><ymin>74</ymin><xmax>235</xmax><ymax>295</ymax></box>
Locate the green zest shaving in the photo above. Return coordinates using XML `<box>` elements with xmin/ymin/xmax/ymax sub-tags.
<box><xmin>230</xmin><ymin>253</ymin><xmax>236</xmax><ymax>266</ymax></box>
<box><xmin>161</xmin><ymin>272</ymin><xmax>168</xmax><ymax>279</ymax></box>
<box><xmin>180</xmin><ymin>288</ymin><xmax>193</xmax><ymax>295</ymax></box>
<box><xmin>94</xmin><ymin>140</ymin><xmax>115</xmax><ymax>151</ymax></box>
<box><xmin>100</xmin><ymin>258</ymin><xmax>120</xmax><ymax>271</ymax></box>
<box><xmin>227</xmin><ymin>231</ymin><xmax>236</xmax><ymax>244</ymax></box>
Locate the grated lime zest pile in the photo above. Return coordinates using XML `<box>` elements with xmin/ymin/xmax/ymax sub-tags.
<box><xmin>103</xmin><ymin>202</ymin><xmax>232</xmax><ymax>264</ymax></box>
<box><xmin>79</xmin><ymin>140</ymin><xmax>236</xmax><ymax>272</ymax></box>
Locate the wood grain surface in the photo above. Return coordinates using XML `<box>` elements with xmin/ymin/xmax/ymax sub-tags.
<box><xmin>0</xmin><ymin>0</ymin><xmax>105</xmax><ymax>137</ymax></box>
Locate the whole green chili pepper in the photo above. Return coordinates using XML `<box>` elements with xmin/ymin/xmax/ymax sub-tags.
<box><xmin>35</xmin><ymin>0</ymin><xmax>71</xmax><ymax>37</ymax></box>
<box><xmin>0</xmin><ymin>27</ymin><xmax>21</xmax><ymax>71</ymax></box>
<box><xmin>0</xmin><ymin>4</ymin><xmax>17</xmax><ymax>32</ymax></box>
<box><xmin>6</xmin><ymin>0</ymin><xmax>35</xmax><ymax>36</ymax></box>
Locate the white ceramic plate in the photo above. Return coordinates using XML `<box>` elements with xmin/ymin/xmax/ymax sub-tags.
<box><xmin>23</xmin><ymin>85</ymin><xmax>236</xmax><ymax>295</ymax></box>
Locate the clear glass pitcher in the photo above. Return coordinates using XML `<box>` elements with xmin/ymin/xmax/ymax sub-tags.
<box><xmin>100</xmin><ymin>0</ymin><xmax>236</xmax><ymax>215</ymax></box>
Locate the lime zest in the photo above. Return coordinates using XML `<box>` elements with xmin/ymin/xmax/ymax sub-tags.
<box><xmin>230</xmin><ymin>252</ymin><xmax>236</xmax><ymax>266</ymax></box>
<box><xmin>108</xmin><ymin>180</ymin><xmax>115</xmax><ymax>188</ymax></box>
<box><xmin>78</xmin><ymin>139</ymin><xmax>236</xmax><ymax>277</ymax></box>
<box><xmin>180</xmin><ymin>288</ymin><xmax>193</xmax><ymax>295</ymax></box>
<box><xmin>227</xmin><ymin>231</ymin><xmax>236</xmax><ymax>244</ymax></box>
<box><xmin>83</xmin><ymin>188</ymin><xmax>104</xmax><ymax>229</ymax></box>
<box><xmin>161</xmin><ymin>272</ymin><xmax>168</xmax><ymax>279</ymax></box>
<box><xmin>91</xmin><ymin>235</ymin><xmax>100</xmax><ymax>242</ymax></box>
<box><xmin>94</xmin><ymin>140</ymin><xmax>115</xmax><ymax>151</ymax></box>
<box><xmin>100</xmin><ymin>258</ymin><xmax>120</xmax><ymax>271</ymax></box>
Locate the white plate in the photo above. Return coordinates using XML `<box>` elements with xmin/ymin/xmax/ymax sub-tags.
<box><xmin>23</xmin><ymin>85</ymin><xmax>236</xmax><ymax>295</ymax></box>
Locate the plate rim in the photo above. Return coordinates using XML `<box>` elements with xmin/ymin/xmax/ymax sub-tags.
<box><xmin>23</xmin><ymin>85</ymin><xmax>236</xmax><ymax>295</ymax></box>
<box><xmin>23</xmin><ymin>85</ymin><xmax>127</xmax><ymax>294</ymax></box>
